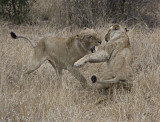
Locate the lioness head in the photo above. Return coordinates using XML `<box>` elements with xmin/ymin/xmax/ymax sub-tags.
<box><xmin>76</xmin><ymin>28</ymin><xmax>102</xmax><ymax>53</ymax></box>
<box><xmin>105</xmin><ymin>24</ymin><xmax>128</xmax><ymax>42</ymax></box>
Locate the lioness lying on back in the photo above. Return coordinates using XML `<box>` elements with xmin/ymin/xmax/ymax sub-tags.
<box><xmin>74</xmin><ymin>25</ymin><xmax>133</xmax><ymax>89</ymax></box>
<box><xmin>10</xmin><ymin>28</ymin><xmax>102</xmax><ymax>88</ymax></box>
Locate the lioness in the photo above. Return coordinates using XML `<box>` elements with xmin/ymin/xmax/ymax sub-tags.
<box><xmin>74</xmin><ymin>25</ymin><xmax>133</xmax><ymax>89</ymax></box>
<box><xmin>10</xmin><ymin>28</ymin><xmax>102</xmax><ymax>88</ymax></box>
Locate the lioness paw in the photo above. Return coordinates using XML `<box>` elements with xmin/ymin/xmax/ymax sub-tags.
<box><xmin>74</xmin><ymin>62</ymin><xmax>82</xmax><ymax>67</ymax></box>
<box><xmin>74</xmin><ymin>60</ymin><xmax>85</xmax><ymax>67</ymax></box>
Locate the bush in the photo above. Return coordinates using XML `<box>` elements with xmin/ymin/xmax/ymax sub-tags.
<box><xmin>0</xmin><ymin>0</ymin><xmax>35</xmax><ymax>23</ymax></box>
<box><xmin>60</xmin><ymin>0</ymin><xmax>159</xmax><ymax>28</ymax></box>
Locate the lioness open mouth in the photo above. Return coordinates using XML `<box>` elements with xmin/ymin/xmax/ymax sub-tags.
<box><xmin>91</xmin><ymin>46</ymin><xmax>95</xmax><ymax>53</ymax></box>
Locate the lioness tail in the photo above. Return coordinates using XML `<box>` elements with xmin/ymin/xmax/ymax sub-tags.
<box><xmin>10</xmin><ymin>32</ymin><xmax>36</xmax><ymax>48</ymax></box>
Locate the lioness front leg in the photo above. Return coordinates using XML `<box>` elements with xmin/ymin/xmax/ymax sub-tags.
<box><xmin>74</xmin><ymin>50</ymin><xmax>109</xmax><ymax>67</ymax></box>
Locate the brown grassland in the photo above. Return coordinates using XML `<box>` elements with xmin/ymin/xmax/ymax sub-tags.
<box><xmin>0</xmin><ymin>20</ymin><xmax>160</xmax><ymax>121</ymax></box>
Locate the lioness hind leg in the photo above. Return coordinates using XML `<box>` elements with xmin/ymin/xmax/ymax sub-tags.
<box><xmin>25</xmin><ymin>48</ymin><xmax>46</xmax><ymax>74</ymax></box>
<box><xmin>25</xmin><ymin>57</ymin><xmax>46</xmax><ymax>74</ymax></box>
<box><xmin>55</xmin><ymin>69</ymin><xmax>63</xmax><ymax>89</ymax></box>
<box><xmin>48</xmin><ymin>60</ymin><xmax>63</xmax><ymax>89</ymax></box>
<box><xmin>68</xmin><ymin>67</ymin><xmax>89</xmax><ymax>89</ymax></box>
<box><xmin>25</xmin><ymin>62</ymin><xmax>42</xmax><ymax>74</ymax></box>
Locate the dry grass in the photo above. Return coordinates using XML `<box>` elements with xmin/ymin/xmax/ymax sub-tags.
<box><xmin>0</xmin><ymin>21</ymin><xmax>160</xmax><ymax>122</ymax></box>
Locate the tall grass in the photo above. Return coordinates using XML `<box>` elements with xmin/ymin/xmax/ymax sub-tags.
<box><xmin>0</xmin><ymin>21</ymin><xmax>160</xmax><ymax>121</ymax></box>
<box><xmin>29</xmin><ymin>0</ymin><xmax>160</xmax><ymax>28</ymax></box>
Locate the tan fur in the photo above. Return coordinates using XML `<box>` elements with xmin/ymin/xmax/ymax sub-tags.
<box><xmin>74</xmin><ymin>25</ymin><xmax>133</xmax><ymax>89</ymax></box>
<box><xmin>11</xmin><ymin>28</ymin><xmax>102</xmax><ymax>88</ymax></box>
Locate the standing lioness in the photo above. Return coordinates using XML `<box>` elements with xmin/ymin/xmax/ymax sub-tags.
<box><xmin>74</xmin><ymin>25</ymin><xmax>133</xmax><ymax>89</ymax></box>
<box><xmin>10</xmin><ymin>28</ymin><xmax>102</xmax><ymax>88</ymax></box>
